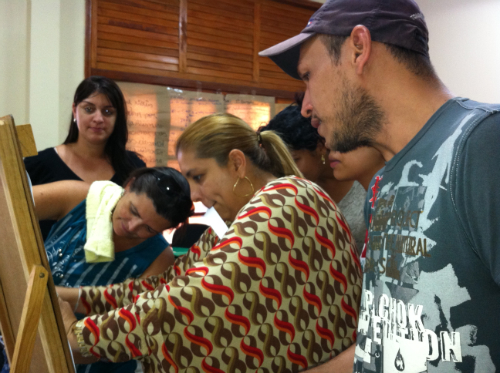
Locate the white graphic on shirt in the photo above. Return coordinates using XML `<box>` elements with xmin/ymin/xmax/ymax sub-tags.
<box><xmin>356</xmin><ymin>111</ymin><xmax>494</xmax><ymax>372</ymax></box>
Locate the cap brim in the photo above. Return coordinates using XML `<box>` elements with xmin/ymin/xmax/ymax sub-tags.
<box><xmin>259</xmin><ymin>33</ymin><xmax>315</xmax><ymax>80</ymax></box>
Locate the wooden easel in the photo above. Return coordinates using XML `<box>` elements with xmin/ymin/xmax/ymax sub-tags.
<box><xmin>0</xmin><ymin>115</ymin><xmax>74</xmax><ymax>373</ymax></box>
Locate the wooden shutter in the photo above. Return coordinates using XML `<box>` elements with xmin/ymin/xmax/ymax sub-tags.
<box><xmin>87</xmin><ymin>0</ymin><xmax>319</xmax><ymax>98</ymax></box>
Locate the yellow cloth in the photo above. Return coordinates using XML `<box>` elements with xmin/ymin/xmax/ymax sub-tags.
<box><xmin>84</xmin><ymin>181</ymin><xmax>123</xmax><ymax>263</ymax></box>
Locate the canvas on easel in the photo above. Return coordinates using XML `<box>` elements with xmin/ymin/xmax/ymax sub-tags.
<box><xmin>0</xmin><ymin>115</ymin><xmax>74</xmax><ymax>373</ymax></box>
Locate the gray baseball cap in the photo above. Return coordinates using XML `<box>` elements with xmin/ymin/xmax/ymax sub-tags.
<box><xmin>259</xmin><ymin>0</ymin><xmax>429</xmax><ymax>80</ymax></box>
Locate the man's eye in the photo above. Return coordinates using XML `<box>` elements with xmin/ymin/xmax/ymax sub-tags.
<box><xmin>302</xmin><ymin>72</ymin><xmax>310</xmax><ymax>82</ymax></box>
<box><xmin>193</xmin><ymin>175</ymin><xmax>203</xmax><ymax>182</ymax></box>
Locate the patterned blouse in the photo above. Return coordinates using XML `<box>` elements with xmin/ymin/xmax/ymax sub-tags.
<box><xmin>75</xmin><ymin>176</ymin><xmax>363</xmax><ymax>372</ymax></box>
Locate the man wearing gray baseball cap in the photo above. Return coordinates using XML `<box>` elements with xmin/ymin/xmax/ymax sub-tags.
<box><xmin>261</xmin><ymin>0</ymin><xmax>500</xmax><ymax>372</ymax></box>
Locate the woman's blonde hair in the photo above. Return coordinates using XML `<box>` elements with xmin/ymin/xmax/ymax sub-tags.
<box><xmin>176</xmin><ymin>113</ymin><xmax>303</xmax><ymax>178</ymax></box>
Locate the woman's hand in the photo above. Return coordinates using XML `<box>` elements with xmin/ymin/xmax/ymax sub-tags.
<box><xmin>58</xmin><ymin>296</ymin><xmax>77</xmax><ymax>335</ymax></box>
<box><xmin>58</xmin><ymin>297</ymin><xmax>98</xmax><ymax>364</ymax></box>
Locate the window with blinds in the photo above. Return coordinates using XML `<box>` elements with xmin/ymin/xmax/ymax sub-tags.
<box><xmin>86</xmin><ymin>0</ymin><xmax>319</xmax><ymax>98</ymax></box>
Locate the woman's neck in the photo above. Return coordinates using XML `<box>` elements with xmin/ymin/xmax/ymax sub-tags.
<box><xmin>64</xmin><ymin>139</ymin><xmax>107</xmax><ymax>160</ymax></box>
<box><xmin>112</xmin><ymin>231</ymin><xmax>145</xmax><ymax>252</ymax></box>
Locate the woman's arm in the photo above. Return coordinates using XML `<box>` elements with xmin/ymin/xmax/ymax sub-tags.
<box><xmin>58</xmin><ymin>297</ymin><xmax>98</xmax><ymax>364</ymax></box>
<box><xmin>140</xmin><ymin>246</ymin><xmax>175</xmax><ymax>278</ymax></box>
<box><xmin>33</xmin><ymin>180</ymin><xmax>90</xmax><ymax>221</ymax></box>
<box><xmin>76</xmin><ymin>228</ymin><xmax>217</xmax><ymax>315</ymax></box>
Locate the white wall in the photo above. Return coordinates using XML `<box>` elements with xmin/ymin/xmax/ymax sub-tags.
<box><xmin>0</xmin><ymin>0</ymin><xmax>85</xmax><ymax>151</ymax></box>
<box><xmin>0</xmin><ymin>1</ymin><xmax>30</xmax><ymax>126</ymax></box>
<box><xmin>416</xmin><ymin>0</ymin><xmax>500</xmax><ymax>103</ymax></box>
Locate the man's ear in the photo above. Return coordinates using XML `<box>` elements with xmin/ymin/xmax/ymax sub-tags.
<box><xmin>228</xmin><ymin>149</ymin><xmax>247</xmax><ymax>177</ymax></box>
<box><xmin>349</xmin><ymin>25</ymin><xmax>372</xmax><ymax>75</ymax></box>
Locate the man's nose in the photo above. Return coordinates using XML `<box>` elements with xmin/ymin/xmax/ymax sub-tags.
<box><xmin>301</xmin><ymin>90</ymin><xmax>313</xmax><ymax>118</ymax></box>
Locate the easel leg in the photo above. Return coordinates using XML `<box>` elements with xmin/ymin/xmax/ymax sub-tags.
<box><xmin>10</xmin><ymin>265</ymin><xmax>48</xmax><ymax>373</ymax></box>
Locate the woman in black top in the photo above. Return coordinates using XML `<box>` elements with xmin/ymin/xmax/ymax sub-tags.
<box><xmin>25</xmin><ymin>76</ymin><xmax>145</xmax><ymax>239</ymax></box>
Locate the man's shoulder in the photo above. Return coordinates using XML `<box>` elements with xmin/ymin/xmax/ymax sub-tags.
<box><xmin>453</xmin><ymin>97</ymin><xmax>500</xmax><ymax>113</ymax></box>
<box><xmin>452</xmin><ymin>98</ymin><xmax>500</xmax><ymax>150</ymax></box>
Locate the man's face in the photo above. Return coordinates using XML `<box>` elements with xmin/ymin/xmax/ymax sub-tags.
<box><xmin>297</xmin><ymin>36</ymin><xmax>384</xmax><ymax>153</ymax></box>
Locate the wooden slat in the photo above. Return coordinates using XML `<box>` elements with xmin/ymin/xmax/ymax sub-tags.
<box><xmin>184</xmin><ymin>16</ymin><xmax>253</xmax><ymax>36</ymax></box>
<box><xmin>188</xmin><ymin>2</ymin><xmax>254</xmax><ymax>23</ymax></box>
<box><xmin>98</xmin><ymin>39</ymin><xmax>179</xmax><ymax>57</ymax></box>
<box><xmin>97</xmin><ymin>55</ymin><xmax>179</xmax><ymax>71</ymax></box>
<box><xmin>98</xmin><ymin>47</ymin><xmax>179</xmax><ymax>64</ymax></box>
<box><xmin>187</xmin><ymin>23</ymin><xmax>253</xmax><ymax>42</ymax></box>
<box><xmin>188</xmin><ymin>30</ymin><xmax>253</xmax><ymax>49</ymax></box>
<box><xmin>187</xmin><ymin>52</ymin><xmax>253</xmax><ymax>69</ymax></box>
<box><xmin>188</xmin><ymin>45</ymin><xmax>252</xmax><ymax>62</ymax></box>
<box><xmin>253</xmin><ymin>1</ymin><xmax>260</xmax><ymax>82</ymax></box>
<box><xmin>260</xmin><ymin>18</ymin><xmax>305</xmax><ymax>35</ymax></box>
<box><xmin>179</xmin><ymin>0</ymin><xmax>187</xmax><ymax>73</ymax></box>
<box><xmin>99</xmin><ymin>32</ymin><xmax>179</xmax><ymax>50</ymax></box>
<box><xmin>101</xmin><ymin>0</ymin><xmax>179</xmax><ymax>13</ymax></box>
<box><xmin>98</xmin><ymin>16</ymin><xmax>178</xmax><ymax>36</ymax></box>
<box><xmin>99</xmin><ymin>1</ymin><xmax>178</xmax><ymax>20</ymax></box>
<box><xmin>261</xmin><ymin>3</ymin><xmax>312</xmax><ymax>23</ymax></box>
<box><xmin>260</xmin><ymin>23</ymin><xmax>303</xmax><ymax>38</ymax></box>
<box><xmin>263</xmin><ymin>0</ymin><xmax>317</xmax><ymax>18</ymax></box>
<box><xmin>98</xmin><ymin>8</ymin><xmax>178</xmax><ymax>29</ymax></box>
<box><xmin>187</xmin><ymin>38</ymin><xmax>252</xmax><ymax>56</ymax></box>
<box><xmin>212</xmin><ymin>0</ymin><xmax>255</xmax><ymax>8</ymax></box>
<box><xmin>186</xmin><ymin>66</ymin><xmax>253</xmax><ymax>81</ymax></box>
<box><xmin>187</xmin><ymin>59</ymin><xmax>251</xmax><ymax>75</ymax></box>
<box><xmin>98</xmin><ymin>24</ymin><xmax>178</xmax><ymax>43</ymax></box>
<box><xmin>190</xmin><ymin>0</ymin><xmax>254</xmax><ymax>12</ymax></box>
<box><xmin>188</xmin><ymin>10</ymin><xmax>253</xmax><ymax>29</ymax></box>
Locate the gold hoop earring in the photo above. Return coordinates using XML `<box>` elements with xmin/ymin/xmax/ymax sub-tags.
<box><xmin>321</xmin><ymin>154</ymin><xmax>326</xmax><ymax>165</ymax></box>
<box><xmin>233</xmin><ymin>176</ymin><xmax>254</xmax><ymax>197</ymax></box>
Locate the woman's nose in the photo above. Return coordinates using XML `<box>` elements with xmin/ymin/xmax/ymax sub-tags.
<box><xmin>93</xmin><ymin>110</ymin><xmax>104</xmax><ymax>123</ymax></box>
<box><xmin>190</xmin><ymin>186</ymin><xmax>202</xmax><ymax>203</ymax></box>
<box><xmin>128</xmin><ymin>217</ymin><xmax>141</xmax><ymax>232</ymax></box>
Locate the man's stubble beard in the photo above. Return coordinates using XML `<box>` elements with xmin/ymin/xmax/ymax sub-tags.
<box><xmin>329</xmin><ymin>76</ymin><xmax>385</xmax><ymax>153</ymax></box>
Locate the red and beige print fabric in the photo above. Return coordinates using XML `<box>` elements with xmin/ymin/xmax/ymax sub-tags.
<box><xmin>77</xmin><ymin>176</ymin><xmax>362</xmax><ymax>372</ymax></box>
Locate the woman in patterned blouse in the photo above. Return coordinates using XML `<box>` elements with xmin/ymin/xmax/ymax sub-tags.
<box><xmin>58</xmin><ymin>113</ymin><xmax>362</xmax><ymax>372</ymax></box>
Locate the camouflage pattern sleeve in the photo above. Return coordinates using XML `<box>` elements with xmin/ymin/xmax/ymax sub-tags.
<box><xmin>76</xmin><ymin>177</ymin><xmax>362</xmax><ymax>372</ymax></box>
<box><xmin>79</xmin><ymin>228</ymin><xmax>218</xmax><ymax>315</ymax></box>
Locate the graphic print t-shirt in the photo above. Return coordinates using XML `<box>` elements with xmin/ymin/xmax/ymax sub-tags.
<box><xmin>354</xmin><ymin>98</ymin><xmax>500</xmax><ymax>373</ymax></box>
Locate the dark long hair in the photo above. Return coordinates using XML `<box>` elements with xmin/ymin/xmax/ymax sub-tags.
<box><xmin>64</xmin><ymin>76</ymin><xmax>136</xmax><ymax>181</ymax></box>
<box><xmin>125</xmin><ymin>167</ymin><xmax>194</xmax><ymax>228</ymax></box>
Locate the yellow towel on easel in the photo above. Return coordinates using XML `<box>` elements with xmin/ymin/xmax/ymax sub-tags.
<box><xmin>84</xmin><ymin>181</ymin><xmax>123</xmax><ymax>263</ymax></box>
